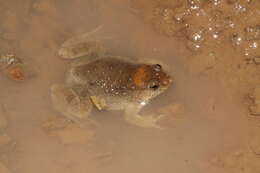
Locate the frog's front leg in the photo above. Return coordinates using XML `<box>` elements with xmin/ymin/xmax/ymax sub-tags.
<box><xmin>124</xmin><ymin>106</ymin><xmax>164</xmax><ymax>129</ymax></box>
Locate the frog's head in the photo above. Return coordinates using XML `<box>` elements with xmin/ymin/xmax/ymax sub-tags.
<box><xmin>132</xmin><ymin>63</ymin><xmax>173</xmax><ymax>100</ymax></box>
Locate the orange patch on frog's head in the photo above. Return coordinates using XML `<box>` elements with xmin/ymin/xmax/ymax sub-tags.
<box><xmin>132</xmin><ymin>65</ymin><xmax>149</xmax><ymax>88</ymax></box>
<box><xmin>132</xmin><ymin>64</ymin><xmax>172</xmax><ymax>90</ymax></box>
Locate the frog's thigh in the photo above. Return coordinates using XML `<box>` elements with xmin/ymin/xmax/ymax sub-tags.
<box><xmin>124</xmin><ymin>108</ymin><xmax>162</xmax><ymax>129</ymax></box>
<box><xmin>51</xmin><ymin>84</ymin><xmax>93</xmax><ymax>121</ymax></box>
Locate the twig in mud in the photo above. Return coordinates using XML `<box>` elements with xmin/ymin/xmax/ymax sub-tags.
<box><xmin>93</xmin><ymin>152</ymin><xmax>113</xmax><ymax>162</ymax></box>
<box><xmin>81</xmin><ymin>25</ymin><xmax>104</xmax><ymax>39</ymax></box>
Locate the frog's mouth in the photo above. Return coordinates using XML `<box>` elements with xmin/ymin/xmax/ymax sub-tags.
<box><xmin>162</xmin><ymin>75</ymin><xmax>173</xmax><ymax>87</ymax></box>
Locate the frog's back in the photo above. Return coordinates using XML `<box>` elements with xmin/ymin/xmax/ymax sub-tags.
<box><xmin>67</xmin><ymin>57</ymin><xmax>137</xmax><ymax>95</ymax></box>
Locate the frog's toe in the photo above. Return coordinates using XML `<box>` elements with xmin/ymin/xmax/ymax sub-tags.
<box><xmin>58</xmin><ymin>47</ymin><xmax>74</xmax><ymax>59</ymax></box>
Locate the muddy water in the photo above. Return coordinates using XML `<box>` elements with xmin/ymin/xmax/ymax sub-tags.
<box><xmin>0</xmin><ymin>0</ymin><xmax>254</xmax><ymax>173</ymax></box>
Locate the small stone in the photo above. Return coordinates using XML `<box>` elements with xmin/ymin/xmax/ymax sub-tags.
<box><xmin>0</xmin><ymin>54</ymin><xmax>31</xmax><ymax>82</ymax></box>
<box><xmin>5</xmin><ymin>65</ymin><xmax>26</xmax><ymax>81</ymax></box>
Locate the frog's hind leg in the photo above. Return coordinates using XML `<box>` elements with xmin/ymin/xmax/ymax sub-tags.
<box><xmin>58</xmin><ymin>26</ymin><xmax>106</xmax><ymax>60</ymax></box>
<box><xmin>50</xmin><ymin>84</ymin><xmax>93</xmax><ymax>124</ymax></box>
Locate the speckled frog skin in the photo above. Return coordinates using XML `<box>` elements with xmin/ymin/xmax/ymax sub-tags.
<box><xmin>51</xmin><ymin>32</ymin><xmax>172</xmax><ymax>128</ymax></box>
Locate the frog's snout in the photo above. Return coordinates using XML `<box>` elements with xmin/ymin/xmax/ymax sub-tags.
<box><xmin>162</xmin><ymin>75</ymin><xmax>173</xmax><ymax>86</ymax></box>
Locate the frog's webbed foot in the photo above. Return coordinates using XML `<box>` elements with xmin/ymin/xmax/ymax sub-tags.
<box><xmin>58</xmin><ymin>26</ymin><xmax>105</xmax><ymax>59</ymax></box>
<box><xmin>124</xmin><ymin>108</ymin><xmax>165</xmax><ymax>129</ymax></box>
<box><xmin>50</xmin><ymin>84</ymin><xmax>94</xmax><ymax>126</ymax></box>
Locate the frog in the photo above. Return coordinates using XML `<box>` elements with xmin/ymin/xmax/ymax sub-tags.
<box><xmin>51</xmin><ymin>31</ymin><xmax>173</xmax><ymax>128</ymax></box>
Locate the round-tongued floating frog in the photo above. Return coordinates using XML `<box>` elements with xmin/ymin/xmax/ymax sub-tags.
<box><xmin>51</xmin><ymin>31</ymin><xmax>173</xmax><ymax>128</ymax></box>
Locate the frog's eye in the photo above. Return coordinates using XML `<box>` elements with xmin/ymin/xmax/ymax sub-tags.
<box><xmin>148</xmin><ymin>80</ymin><xmax>160</xmax><ymax>90</ymax></box>
<box><xmin>152</xmin><ymin>64</ymin><xmax>162</xmax><ymax>72</ymax></box>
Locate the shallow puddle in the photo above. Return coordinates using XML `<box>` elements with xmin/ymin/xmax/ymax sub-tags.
<box><xmin>0</xmin><ymin>0</ymin><xmax>259</xmax><ymax>173</ymax></box>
